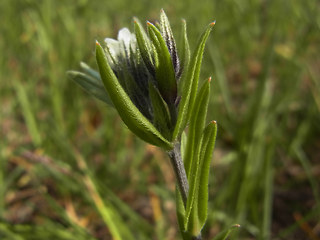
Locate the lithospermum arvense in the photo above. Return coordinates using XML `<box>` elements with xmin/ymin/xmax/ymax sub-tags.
<box><xmin>68</xmin><ymin>10</ymin><xmax>215</xmax><ymax>150</ymax></box>
<box><xmin>68</xmin><ymin>9</ymin><xmax>222</xmax><ymax>239</ymax></box>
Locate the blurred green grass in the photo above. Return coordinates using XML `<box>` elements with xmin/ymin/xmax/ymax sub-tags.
<box><xmin>1</xmin><ymin>0</ymin><xmax>319</xmax><ymax>239</ymax></box>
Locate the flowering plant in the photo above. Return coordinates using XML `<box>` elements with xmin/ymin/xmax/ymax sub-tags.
<box><xmin>68</xmin><ymin>9</ymin><xmax>224</xmax><ymax>240</ymax></box>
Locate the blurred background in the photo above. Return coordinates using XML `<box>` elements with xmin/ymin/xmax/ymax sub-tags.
<box><xmin>1</xmin><ymin>0</ymin><xmax>319</xmax><ymax>239</ymax></box>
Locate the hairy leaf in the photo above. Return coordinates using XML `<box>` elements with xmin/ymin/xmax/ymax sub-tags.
<box><xmin>149</xmin><ymin>82</ymin><xmax>172</xmax><ymax>140</ymax></box>
<box><xmin>197</xmin><ymin>121</ymin><xmax>217</xmax><ymax>227</ymax></box>
<box><xmin>184</xmin><ymin>78</ymin><xmax>211</xmax><ymax>232</ymax></box>
<box><xmin>147</xmin><ymin>22</ymin><xmax>177</xmax><ymax>108</ymax></box>
<box><xmin>178</xmin><ymin>19</ymin><xmax>190</xmax><ymax>81</ymax></box>
<box><xmin>67</xmin><ymin>70</ymin><xmax>112</xmax><ymax>105</ymax></box>
<box><xmin>95</xmin><ymin>41</ymin><xmax>173</xmax><ymax>150</ymax></box>
<box><xmin>134</xmin><ymin>19</ymin><xmax>155</xmax><ymax>77</ymax></box>
<box><xmin>173</xmin><ymin>22</ymin><xmax>215</xmax><ymax>140</ymax></box>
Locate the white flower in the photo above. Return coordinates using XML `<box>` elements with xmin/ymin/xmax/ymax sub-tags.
<box><xmin>104</xmin><ymin>28</ymin><xmax>137</xmax><ymax>65</ymax></box>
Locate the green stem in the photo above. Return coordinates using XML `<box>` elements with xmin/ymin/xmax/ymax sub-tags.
<box><xmin>168</xmin><ymin>142</ymin><xmax>189</xmax><ymax>207</ymax></box>
<box><xmin>168</xmin><ymin>143</ymin><xmax>203</xmax><ymax>240</ymax></box>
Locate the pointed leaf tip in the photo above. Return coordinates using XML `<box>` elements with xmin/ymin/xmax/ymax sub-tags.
<box><xmin>173</xmin><ymin>21</ymin><xmax>214</xmax><ymax>140</ymax></box>
<box><xmin>96</xmin><ymin>40</ymin><xmax>100</xmax><ymax>46</ymax></box>
<box><xmin>210</xmin><ymin>20</ymin><xmax>216</xmax><ymax>26</ymax></box>
<box><xmin>208</xmin><ymin>76</ymin><xmax>212</xmax><ymax>83</ymax></box>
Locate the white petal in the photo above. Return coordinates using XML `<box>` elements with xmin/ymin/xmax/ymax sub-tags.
<box><xmin>117</xmin><ymin>28</ymin><xmax>132</xmax><ymax>45</ymax></box>
<box><xmin>104</xmin><ymin>38</ymin><xmax>121</xmax><ymax>60</ymax></box>
<box><xmin>104</xmin><ymin>38</ymin><xmax>118</xmax><ymax>45</ymax></box>
<box><xmin>118</xmin><ymin>28</ymin><xmax>136</xmax><ymax>50</ymax></box>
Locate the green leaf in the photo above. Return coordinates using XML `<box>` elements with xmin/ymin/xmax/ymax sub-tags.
<box><xmin>197</xmin><ymin>120</ymin><xmax>217</xmax><ymax>227</ymax></box>
<box><xmin>147</xmin><ymin>22</ymin><xmax>177</xmax><ymax>106</ymax></box>
<box><xmin>212</xmin><ymin>224</ymin><xmax>241</xmax><ymax>240</ymax></box>
<box><xmin>176</xmin><ymin>187</ymin><xmax>195</xmax><ymax>240</ymax></box>
<box><xmin>178</xmin><ymin>19</ymin><xmax>190</xmax><ymax>79</ymax></box>
<box><xmin>183</xmin><ymin>78</ymin><xmax>211</xmax><ymax>233</ymax></box>
<box><xmin>180</xmin><ymin>131</ymin><xmax>187</xmax><ymax>160</ymax></box>
<box><xmin>67</xmin><ymin>70</ymin><xmax>112</xmax><ymax>105</ymax></box>
<box><xmin>80</xmin><ymin>61</ymin><xmax>101</xmax><ymax>80</ymax></box>
<box><xmin>159</xmin><ymin>9</ymin><xmax>180</xmax><ymax>77</ymax></box>
<box><xmin>159</xmin><ymin>9</ymin><xmax>174</xmax><ymax>50</ymax></box>
<box><xmin>119</xmin><ymin>66</ymin><xmax>152</xmax><ymax>120</ymax></box>
<box><xmin>187</xmin><ymin>22</ymin><xmax>215</xmax><ymax>121</ymax></box>
<box><xmin>149</xmin><ymin>82</ymin><xmax>172</xmax><ymax>140</ymax></box>
<box><xmin>95</xmin><ymin>41</ymin><xmax>173</xmax><ymax>150</ymax></box>
<box><xmin>134</xmin><ymin>19</ymin><xmax>155</xmax><ymax>76</ymax></box>
<box><xmin>176</xmin><ymin>188</ymin><xmax>186</xmax><ymax>239</ymax></box>
<box><xmin>173</xmin><ymin>22</ymin><xmax>215</xmax><ymax>140</ymax></box>
<box><xmin>184</xmin><ymin>78</ymin><xmax>211</xmax><ymax>178</ymax></box>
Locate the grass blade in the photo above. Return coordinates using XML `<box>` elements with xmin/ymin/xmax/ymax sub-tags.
<box><xmin>212</xmin><ymin>224</ymin><xmax>241</xmax><ymax>240</ymax></box>
<box><xmin>14</xmin><ymin>83</ymin><xmax>42</xmax><ymax>146</ymax></box>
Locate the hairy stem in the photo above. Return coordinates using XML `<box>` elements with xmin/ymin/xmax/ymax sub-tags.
<box><xmin>168</xmin><ymin>143</ymin><xmax>203</xmax><ymax>240</ymax></box>
<box><xmin>168</xmin><ymin>142</ymin><xmax>189</xmax><ymax>207</ymax></box>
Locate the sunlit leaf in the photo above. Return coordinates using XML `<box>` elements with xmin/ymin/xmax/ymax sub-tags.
<box><xmin>159</xmin><ymin>9</ymin><xmax>180</xmax><ymax>77</ymax></box>
<box><xmin>147</xmin><ymin>22</ymin><xmax>177</xmax><ymax>109</ymax></box>
<box><xmin>173</xmin><ymin>22</ymin><xmax>215</xmax><ymax>140</ymax></box>
<box><xmin>95</xmin><ymin>41</ymin><xmax>173</xmax><ymax>150</ymax></box>
<box><xmin>134</xmin><ymin>19</ymin><xmax>155</xmax><ymax>76</ymax></box>
<box><xmin>183</xmin><ymin>78</ymin><xmax>211</xmax><ymax>233</ymax></box>
<box><xmin>178</xmin><ymin>19</ymin><xmax>190</xmax><ymax>81</ymax></box>
<box><xmin>197</xmin><ymin>120</ymin><xmax>217</xmax><ymax>227</ymax></box>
